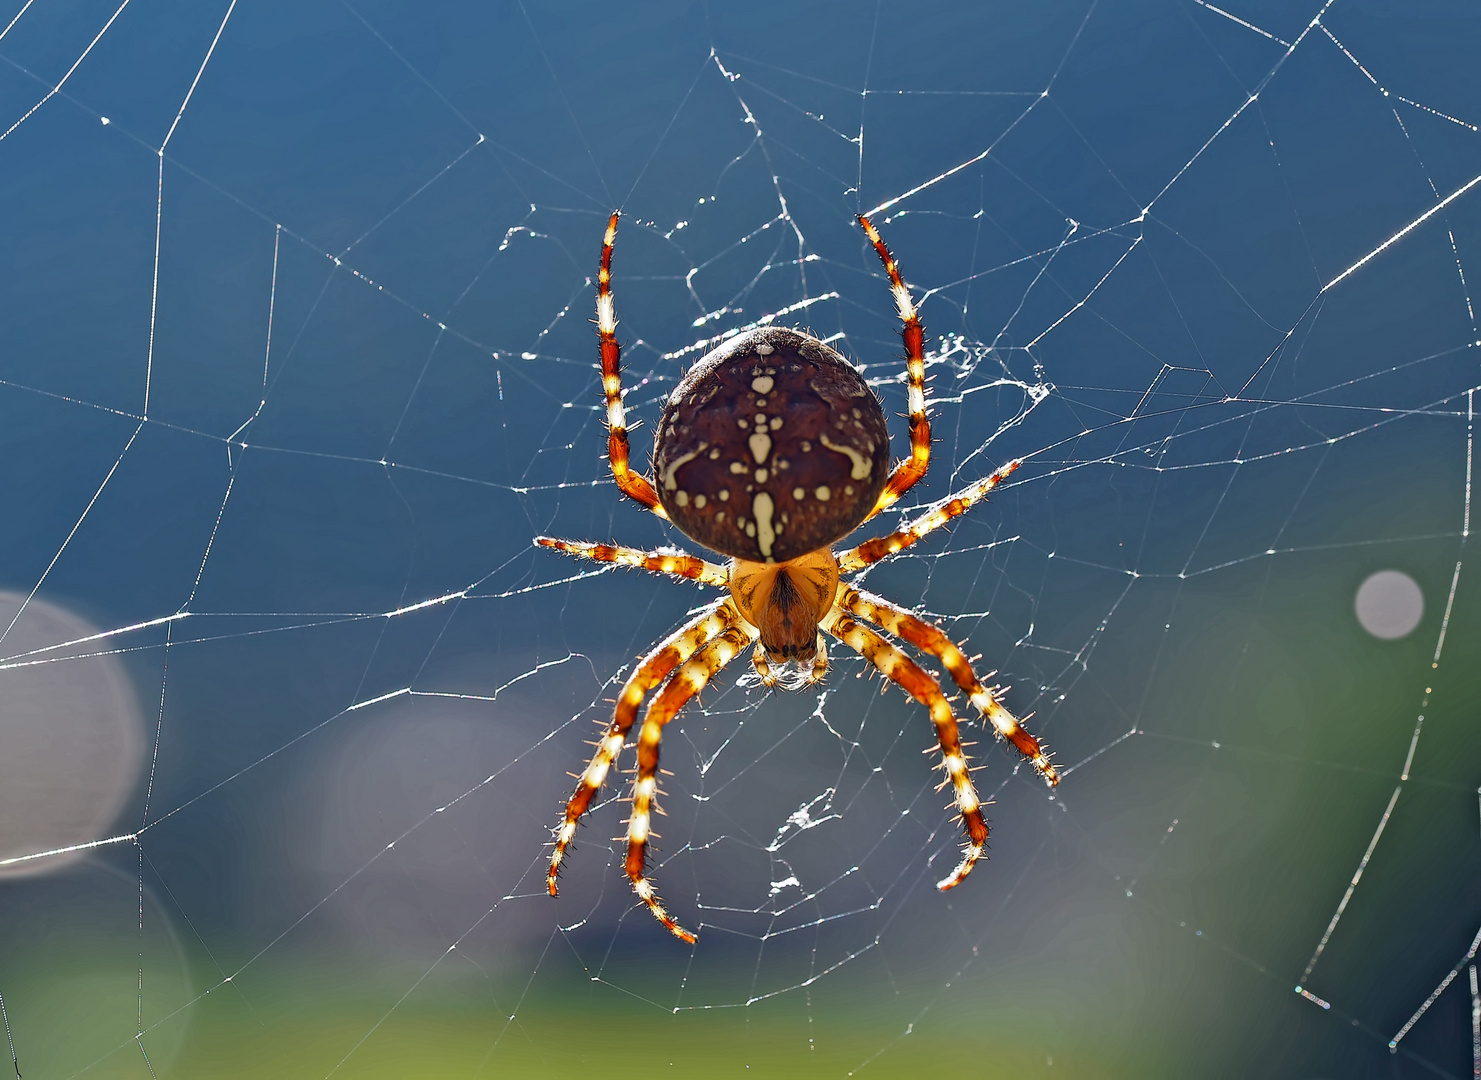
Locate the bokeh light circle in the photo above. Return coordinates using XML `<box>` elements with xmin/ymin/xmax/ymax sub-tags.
<box><xmin>0</xmin><ymin>591</ymin><xmax>146</xmax><ymax>876</ymax></box>
<box><xmin>1354</xmin><ymin>570</ymin><xmax>1424</xmax><ymax>640</ymax></box>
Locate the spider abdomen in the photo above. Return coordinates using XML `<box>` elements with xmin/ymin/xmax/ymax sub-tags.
<box><xmin>653</xmin><ymin>326</ymin><xmax>891</xmax><ymax>563</ymax></box>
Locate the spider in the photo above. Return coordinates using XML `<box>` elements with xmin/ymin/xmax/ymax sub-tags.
<box><xmin>537</xmin><ymin>211</ymin><xmax>1058</xmax><ymax>943</ymax></box>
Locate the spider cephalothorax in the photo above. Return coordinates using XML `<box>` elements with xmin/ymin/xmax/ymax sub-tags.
<box><xmin>537</xmin><ymin>211</ymin><xmax>1058</xmax><ymax>943</ymax></box>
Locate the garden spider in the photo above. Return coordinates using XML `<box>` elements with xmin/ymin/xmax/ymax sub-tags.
<box><xmin>538</xmin><ymin>212</ymin><xmax>1058</xmax><ymax>943</ymax></box>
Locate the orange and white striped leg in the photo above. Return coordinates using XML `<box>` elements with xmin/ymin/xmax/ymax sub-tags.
<box><xmin>858</xmin><ymin>215</ymin><xmax>929</xmax><ymax>520</ymax></box>
<box><xmin>627</xmin><ymin>620</ymin><xmax>756</xmax><ymax>942</ymax></box>
<box><xmin>838</xmin><ymin>459</ymin><xmax>1021</xmax><ymax>573</ymax></box>
<box><xmin>535</xmin><ymin>536</ymin><xmax>729</xmax><ymax>588</ymax></box>
<box><xmin>548</xmin><ymin>598</ymin><xmax>736</xmax><ymax>896</ymax></box>
<box><xmin>596</xmin><ymin>210</ymin><xmax>667</xmax><ymax>518</ymax></box>
<box><xmin>839</xmin><ymin>585</ymin><xmax>1057</xmax><ymax>787</ymax></box>
<box><xmin>821</xmin><ymin>609</ymin><xmax>988</xmax><ymax>891</ymax></box>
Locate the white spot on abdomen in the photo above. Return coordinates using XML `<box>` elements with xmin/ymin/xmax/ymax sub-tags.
<box><xmin>752</xmin><ymin>492</ymin><xmax>776</xmax><ymax>558</ymax></box>
<box><xmin>819</xmin><ymin>435</ymin><xmax>872</xmax><ymax>480</ymax></box>
<box><xmin>751</xmin><ymin>375</ymin><xmax>774</xmax><ymax>393</ymax></box>
<box><xmin>749</xmin><ymin>431</ymin><xmax>772</xmax><ymax>464</ymax></box>
<box><xmin>660</xmin><ymin>443</ymin><xmax>709</xmax><ymax>491</ymax></box>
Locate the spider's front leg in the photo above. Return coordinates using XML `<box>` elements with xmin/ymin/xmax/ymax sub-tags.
<box><xmin>820</xmin><ymin>609</ymin><xmax>989</xmax><ymax>891</ymax></box>
<box><xmin>595</xmin><ymin>210</ymin><xmax>668</xmax><ymax>519</ymax></box>
<box><xmin>547</xmin><ymin>598</ymin><xmax>735</xmax><ymax>895</ymax></box>
<box><xmin>858</xmin><ymin>215</ymin><xmax>930</xmax><ymax>521</ymax></box>
<box><xmin>627</xmin><ymin>621</ymin><xmax>756</xmax><ymax>942</ymax></box>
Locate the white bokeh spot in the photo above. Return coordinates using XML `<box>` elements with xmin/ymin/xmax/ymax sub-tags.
<box><xmin>0</xmin><ymin>592</ymin><xmax>146</xmax><ymax>877</ymax></box>
<box><xmin>1354</xmin><ymin>570</ymin><xmax>1424</xmax><ymax>640</ymax></box>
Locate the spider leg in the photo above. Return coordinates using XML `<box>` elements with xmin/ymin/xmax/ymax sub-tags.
<box><xmin>820</xmin><ymin>609</ymin><xmax>988</xmax><ymax>891</ymax></box>
<box><xmin>596</xmin><ymin>210</ymin><xmax>669</xmax><ymax>519</ymax></box>
<box><xmin>858</xmin><ymin>215</ymin><xmax>929</xmax><ymax>521</ymax></box>
<box><xmin>548</xmin><ymin>598</ymin><xmax>736</xmax><ymax>896</ymax></box>
<box><xmin>628</xmin><ymin>619</ymin><xmax>757</xmax><ymax>942</ymax></box>
<box><xmin>838</xmin><ymin>460</ymin><xmax>1020</xmax><ymax>574</ymax></box>
<box><xmin>839</xmin><ymin>585</ymin><xmax>1057</xmax><ymax>786</ymax></box>
<box><xmin>535</xmin><ymin>536</ymin><xmax>729</xmax><ymax>588</ymax></box>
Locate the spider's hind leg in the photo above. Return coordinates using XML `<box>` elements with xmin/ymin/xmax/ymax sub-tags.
<box><xmin>821</xmin><ymin>609</ymin><xmax>988</xmax><ymax>890</ymax></box>
<box><xmin>627</xmin><ymin>619</ymin><xmax>756</xmax><ymax>942</ymax></box>
<box><xmin>840</xmin><ymin>585</ymin><xmax>1057</xmax><ymax>787</ymax></box>
<box><xmin>547</xmin><ymin>598</ymin><xmax>735</xmax><ymax>896</ymax></box>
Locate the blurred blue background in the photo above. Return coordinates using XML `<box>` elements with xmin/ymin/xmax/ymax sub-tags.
<box><xmin>0</xmin><ymin>0</ymin><xmax>1478</xmax><ymax>1076</ymax></box>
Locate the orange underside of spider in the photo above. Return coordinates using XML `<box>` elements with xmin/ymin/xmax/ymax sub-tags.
<box><xmin>536</xmin><ymin>211</ymin><xmax>1058</xmax><ymax>944</ymax></box>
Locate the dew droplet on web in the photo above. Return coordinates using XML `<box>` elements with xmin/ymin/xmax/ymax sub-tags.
<box><xmin>1354</xmin><ymin>570</ymin><xmax>1424</xmax><ymax>640</ymax></box>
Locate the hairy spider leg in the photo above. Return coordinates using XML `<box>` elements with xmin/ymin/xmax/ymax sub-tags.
<box><xmin>840</xmin><ymin>586</ymin><xmax>1057</xmax><ymax>786</ymax></box>
<box><xmin>838</xmin><ymin>459</ymin><xmax>1021</xmax><ymax>574</ymax></box>
<box><xmin>858</xmin><ymin>215</ymin><xmax>930</xmax><ymax>521</ymax></box>
<box><xmin>627</xmin><ymin>620</ymin><xmax>757</xmax><ymax>942</ymax></box>
<box><xmin>821</xmin><ymin>609</ymin><xmax>988</xmax><ymax>891</ymax></box>
<box><xmin>534</xmin><ymin>536</ymin><xmax>729</xmax><ymax>588</ymax></box>
<box><xmin>548</xmin><ymin>598</ymin><xmax>737</xmax><ymax>896</ymax></box>
<box><xmin>596</xmin><ymin>211</ymin><xmax>668</xmax><ymax>518</ymax></box>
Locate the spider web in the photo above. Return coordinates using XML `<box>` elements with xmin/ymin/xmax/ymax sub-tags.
<box><xmin>0</xmin><ymin>0</ymin><xmax>1478</xmax><ymax>1076</ymax></box>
